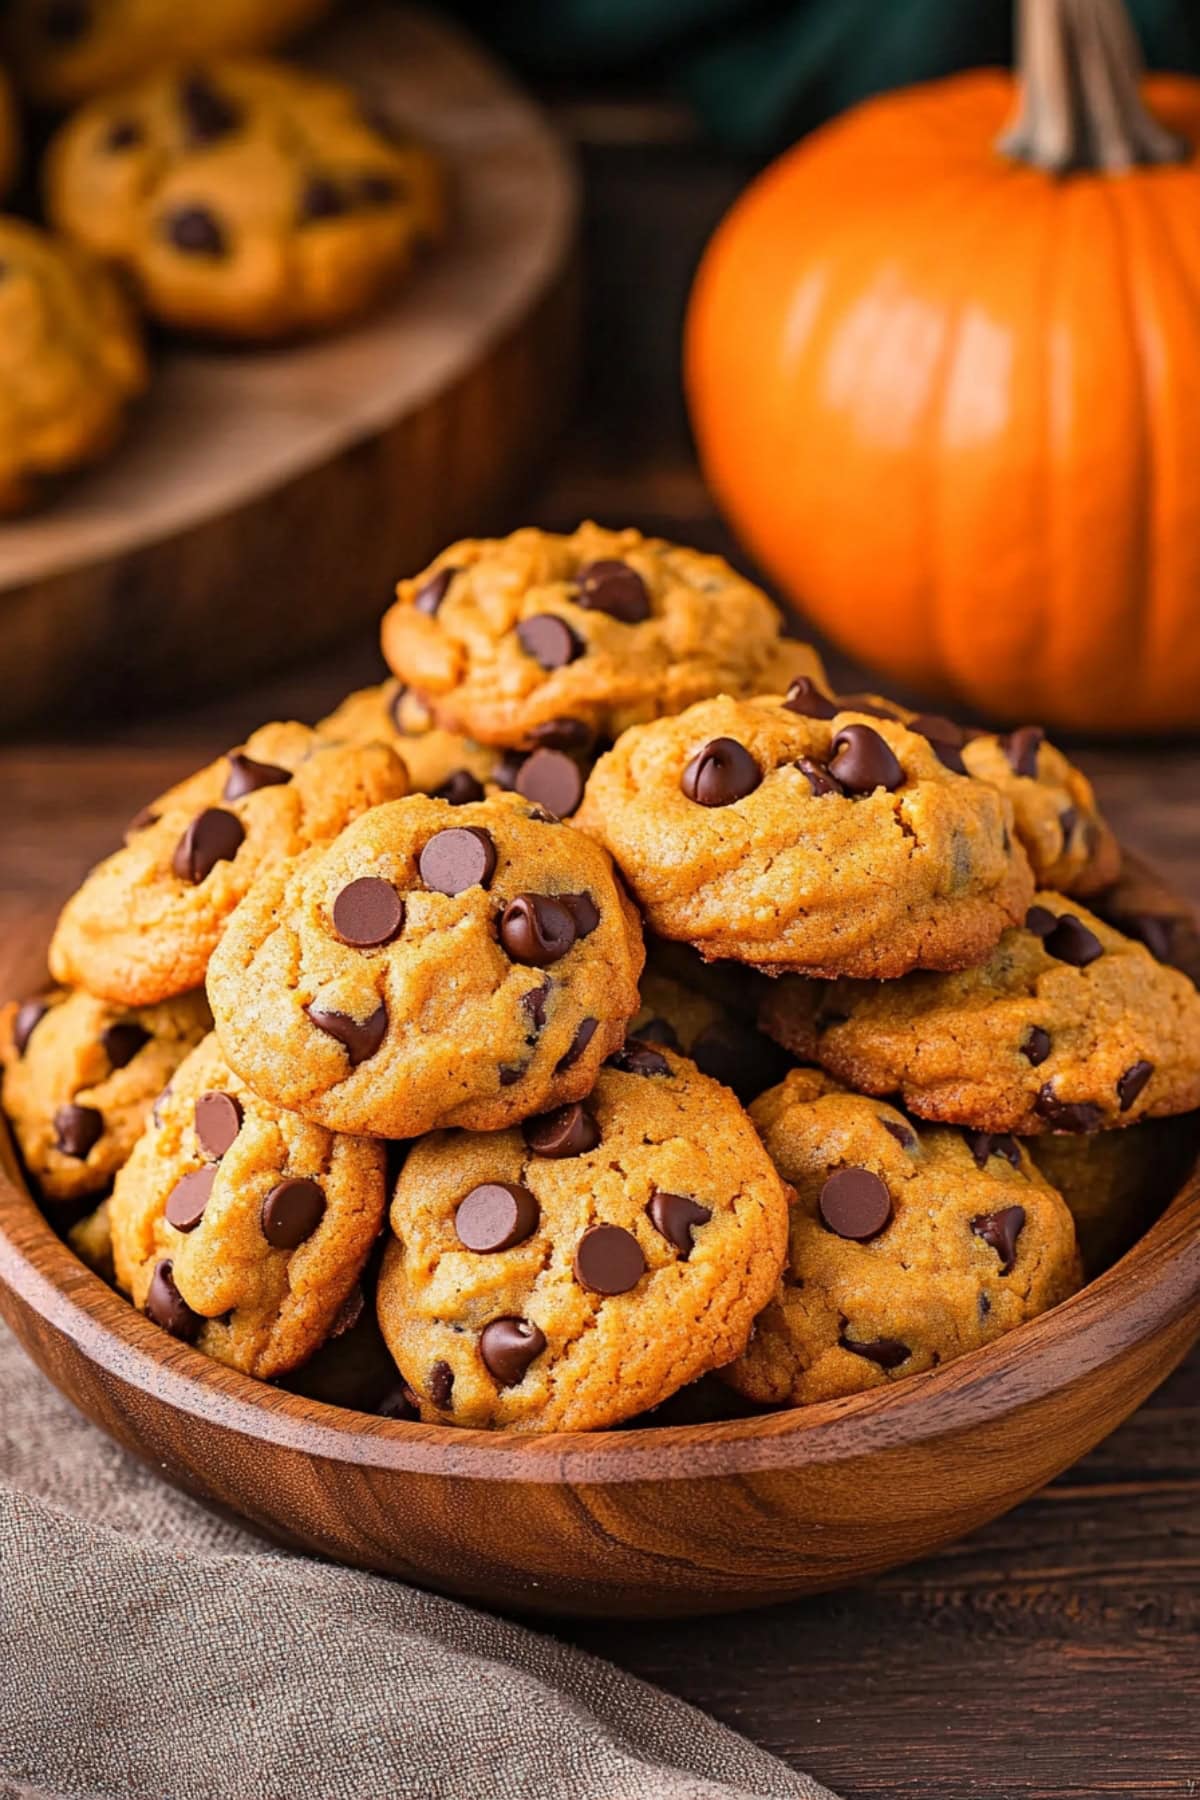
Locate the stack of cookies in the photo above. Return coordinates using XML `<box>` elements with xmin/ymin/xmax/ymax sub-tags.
<box><xmin>5</xmin><ymin>523</ymin><xmax>1200</xmax><ymax>1432</ymax></box>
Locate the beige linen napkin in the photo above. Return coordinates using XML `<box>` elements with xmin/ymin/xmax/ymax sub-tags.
<box><xmin>0</xmin><ymin>1323</ymin><xmax>839</xmax><ymax>1800</ymax></box>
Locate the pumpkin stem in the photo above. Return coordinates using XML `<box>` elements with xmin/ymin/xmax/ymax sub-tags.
<box><xmin>999</xmin><ymin>0</ymin><xmax>1189</xmax><ymax>174</ymax></box>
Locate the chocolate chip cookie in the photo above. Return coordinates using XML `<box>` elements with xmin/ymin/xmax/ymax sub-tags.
<box><xmin>109</xmin><ymin>1032</ymin><xmax>386</xmax><ymax>1378</ymax></box>
<box><xmin>1</xmin><ymin>986</ymin><xmax>210</xmax><ymax>1203</ymax></box>
<box><xmin>206</xmin><ymin>792</ymin><xmax>645</xmax><ymax>1138</ymax></box>
<box><xmin>0</xmin><ymin>216</ymin><xmax>146</xmax><ymax>516</ymax></box>
<box><xmin>49</xmin><ymin>723</ymin><xmax>408</xmax><ymax>1008</ymax></box>
<box><xmin>46</xmin><ymin>58</ymin><xmax>444</xmax><ymax>339</ymax></box>
<box><xmin>575</xmin><ymin>692</ymin><xmax>1033</xmax><ymax>978</ymax></box>
<box><xmin>722</xmin><ymin>1070</ymin><xmax>1081</xmax><ymax>1408</ymax></box>
<box><xmin>376</xmin><ymin>1045</ymin><xmax>791</xmax><ymax>1430</ymax></box>
<box><xmin>379</xmin><ymin>522</ymin><xmax>828</xmax><ymax>749</ymax></box>
<box><xmin>759</xmin><ymin>895</ymin><xmax>1200</xmax><ymax>1135</ymax></box>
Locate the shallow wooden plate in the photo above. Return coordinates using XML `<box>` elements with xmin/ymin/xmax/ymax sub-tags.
<box><xmin>0</xmin><ymin>4</ymin><xmax>578</xmax><ymax>733</ymax></box>
<box><xmin>1</xmin><ymin>853</ymin><xmax>1197</xmax><ymax>1619</ymax></box>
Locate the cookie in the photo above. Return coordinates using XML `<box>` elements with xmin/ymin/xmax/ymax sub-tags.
<box><xmin>722</xmin><ymin>1070</ymin><xmax>1081</xmax><ymax>1408</ymax></box>
<box><xmin>206</xmin><ymin>792</ymin><xmax>645</xmax><ymax>1138</ymax></box>
<box><xmin>1030</xmin><ymin>1117</ymin><xmax>1199</xmax><ymax>1279</ymax></box>
<box><xmin>760</xmin><ymin>894</ymin><xmax>1200</xmax><ymax>1136</ymax></box>
<box><xmin>632</xmin><ymin>964</ymin><xmax>789</xmax><ymax>1105</ymax></box>
<box><xmin>49</xmin><ymin>722</ymin><xmax>408</xmax><ymax>1008</ymax></box>
<box><xmin>109</xmin><ymin>1032</ymin><xmax>386</xmax><ymax>1378</ymax></box>
<box><xmin>0</xmin><ymin>216</ymin><xmax>146</xmax><ymax>516</ymax></box>
<box><xmin>575</xmin><ymin>692</ymin><xmax>1033</xmax><ymax>977</ymax></box>
<box><xmin>5</xmin><ymin>0</ymin><xmax>330</xmax><ymax>106</ymax></box>
<box><xmin>46</xmin><ymin>58</ymin><xmax>444</xmax><ymax>339</ymax></box>
<box><xmin>379</xmin><ymin>522</ymin><xmax>828</xmax><ymax>749</ymax></box>
<box><xmin>67</xmin><ymin>1197</ymin><xmax>114</xmax><ymax>1280</ymax></box>
<box><xmin>0</xmin><ymin>985</ymin><xmax>210</xmax><ymax>1203</ymax></box>
<box><xmin>376</xmin><ymin>1046</ymin><xmax>791</xmax><ymax>1430</ymax></box>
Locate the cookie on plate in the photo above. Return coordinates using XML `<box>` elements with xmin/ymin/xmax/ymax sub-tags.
<box><xmin>110</xmin><ymin>1032</ymin><xmax>386</xmax><ymax>1378</ymax></box>
<box><xmin>49</xmin><ymin>723</ymin><xmax>408</xmax><ymax>1008</ymax></box>
<box><xmin>632</xmin><ymin>963</ymin><xmax>789</xmax><ymax>1105</ymax></box>
<box><xmin>759</xmin><ymin>895</ymin><xmax>1200</xmax><ymax>1135</ymax></box>
<box><xmin>46</xmin><ymin>59</ymin><xmax>444</xmax><ymax>339</ymax></box>
<box><xmin>206</xmin><ymin>792</ymin><xmax>645</xmax><ymax>1138</ymax></box>
<box><xmin>0</xmin><ymin>986</ymin><xmax>210</xmax><ymax>1203</ymax></box>
<box><xmin>722</xmin><ymin>1070</ymin><xmax>1081</xmax><ymax>1408</ymax></box>
<box><xmin>380</xmin><ymin>522</ymin><xmax>828</xmax><ymax>748</ymax></box>
<box><xmin>0</xmin><ymin>216</ymin><xmax>146</xmax><ymax>515</ymax></box>
<box><xmin>376</xmin><ymin>1045</ymin><xmax>791</xmax><ymax>1431</ymax></box>
<box><xmin>575</xmin><ymin>692</ymin><xmax>1033</xmax><ymax>978</ymax></box>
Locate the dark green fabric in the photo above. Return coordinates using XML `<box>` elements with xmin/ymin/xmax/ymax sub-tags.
<box><xmin>449</xmin><ymin>0</ymin><xmax>1200</xmax><ymax>149</ymax></box>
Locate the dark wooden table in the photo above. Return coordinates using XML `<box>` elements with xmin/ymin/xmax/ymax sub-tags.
<box><xmin>4</xmin><ymin>84</ymin><xmax>1199</xmax><ymax>1800</ymax></box>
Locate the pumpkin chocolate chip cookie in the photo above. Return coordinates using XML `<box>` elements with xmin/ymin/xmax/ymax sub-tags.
<box><xmin>49</xmin><ymin>722</ymin><xmax>409</xmax><ymax>1008</ymax></box>
<box><xmin>758</xmin><ymin>895</ymin><xmax>1200</xmax><ymax>1135</ymax></box>
<box><xmin>0</xmin><ymin>986</ymin><xmax>210</xmax><ymax>1203</ymax></box>
<box><xmin>574</xmin><ymin>692</ymin><xmax>1033</xmax><ymax>978</ymax></box>
<box><xmin>376</xmin><ymin>1046</ymin><xmax>791</xmax><ymax>1430</ymax></box>
<box><xmin>722</xmin><ymin>1070</ymin><xmax>1081</xmax><ymax>1408</ymax></box>
<box><xmin>46</xmin><ymin>58</ymin><xmax>444</xmax><ymax>339</ymax></box>
<box><xmin>206</xmin><ymin>792</ymin><xmax>645</xmax><ymax>1138</ymax></box>
<box><xmin>109</xmin><ymin>1032</ymin><xmax>386</xmax><ymax>1378</ymax></box>
<box><xmin>380</xmin><ymin>522</ymin><xmax>828</xmax><ymax>748</ymax></box>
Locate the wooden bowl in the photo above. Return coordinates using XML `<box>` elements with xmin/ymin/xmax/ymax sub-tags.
<box><xmin>2</xmin><ymin>854</ymin><xmax>1198</xmax><ymax>1620</ymax></box>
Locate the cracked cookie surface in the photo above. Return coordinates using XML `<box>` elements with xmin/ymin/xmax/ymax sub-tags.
<box><xmin>109</xmin><ymin>1032</ymin><xmax>385</xmax><ymax>1377</ymax></box>
<box><xmin>206</xmin><ymin>792</ymin><xmax>645</xmax><ymax>1138</ymax></box>
<box><xmin>759</xmin><ymin>894</ymin><xmax>1200</xmax><ymax>1135</ymax></box>
<box><xmin>575</xmin><ymin>692</ymin><xmax>1033</xmax><ymax>977</ymax></box>
<box><xmin>380</xmin><ymin>522</ymin><xmax>827</xmax><ymax>748</ymax></box>
<box><xmin>722</xmin><ymin>1069</ymin><xmax>1081</xmax><ymax>1408</ymax></box>
<box><xmin>376</xmin><ymin>1046</ymin><xmax>791</xmax><ymax>1431</ymax></box>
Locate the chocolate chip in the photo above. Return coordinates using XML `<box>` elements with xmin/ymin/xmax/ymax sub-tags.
<box><xmin>418</xmin><ymin>826</ymin><xmax>496</xmax><ymax>896</ymax></box>
<box><xmin>964</xmin><ymin>1130</ymin><xmax>1021</xmax><ymax>1170</ymax></box>
<box><xmin>879</xmin><ymin>1116</ymin><xmax>917</xmax><ymax>1150</ymax></box>
<box><xmin>526</xmin><ymin>717</ymin><xmax>594</xmax><ymax>754</ymax></box>
<box><xmin>523</xmin><ymin>1102</ymin><xmax>599</xmax><ymax>1158</ymax></box>
<box><xmin>332</xmin><ymin>877</ymin><xmax>404</xmax><ymax>948</ymax></box>
<box><xmin>126</xmin><ymin>804</ymin><xmax>159</xmax><ymax>834</ymax></box>
<box><xmin>53</xmin><ymin>1104</ymin><xmax>102</xmax><ymax>1160</ymax></box>
<box><xmin>515</xmin><ymin>747</ymin><xmax>583</xmax><ymax>817</ymax></box>
<box><xmin>517</xmin><ymin>615</ymin><xmax>582</xmax><ymax>670</ymax></box>
<box><xmin>164</xmin><ymin>205</ymin><xmax>227</xmax><ymax>257</ymax></box>
<box><xmin>300</xmin><ymin>174</ymin><xmax>350</xmax><ymax>221</ymax></box>
<box><xmin>145</xmin><ymin>1260</ymin><xmax>202</xmax><ymax>1343</ymax></box>
<box><xmin>194</xmin><ymin>1091</ymin><xmax>242</xmax><ymax>1160</ymax></box>
<box><xmin>908</xmin><ymin>713</ymin><xmax>967</xmax><ymax>774</ymax></box>
<box><xmin>223</xmin><ymin>752</ymin><xmax>291</xmax><ymax>800</ymax></box>
<box><xmin>1025</xmin><ymin>905</ymin><xmax>1058</xmax><ymax>938</ymax></box>
<box><xmin>828</xmin><ymin>724</ymin><xmax>904</xmax><ymax>795</ymax></box>
<box><xmin>13</xmin><ymin>999</ymin><xmax>50</xmax><ymax>1057</ymax></box>
<box><xmin>646</xmin><ymin>1190</ymin><xmax>711</xmax><ymax>1256</ymax></box>
<box><xmin>498</xmin><ymin>1063</ymin><xmax>525</xmax><ymax>1086</ymax></box>
<box><xmin>971</xmin><ymin>1204</ymin><xmax>1026</xmax><ymax>1275</ymax></box>
<box><xmin>105</xmin><ymin>118</ymin><xmax>143</xmax><ymax>151</ymax></box>
<box><xmin>43</xmin><ymin>0</ymin><xmax>90</xmax><ymax>42</ymax></box>
<box><xmin>414</xmin><ymin>567</ymin><xmax>456</xmax><ymax>616</ymax></box>
<box><xmin>455</xmin><ymin>1182</ymin><xmax>539</xmax><ymax>1253</ymax></box>
<box><xmin>680</xmin><ymin>737</ymin><xmax>762</xmax><ymax>806</ymax></box>
<box><xmin>1043</xmin><ymin>914</ymin><xmax>1103</xmax><ymax>967</ymax></box>
<box><xmin>555</xmin><ymin>1015</ymin><xmax>597</xmax><ymax>1073</ymax></box>
<box><xmin>573</xmin><ymin>1223</ymin><xmax>646</xmax><ymax>1295</ymax></box>
<box><xmin>172</xmin><ymin>809</ymin><xmax>244</xmax><ymax>883</ymax></box>
<box><xmin>101</xmin><ymin>1021</ymin><xmax>149</xmax><ymax>1068</ymax></box>
<box><xmin>1120</xmin><ymin>912</ymin><xmax>1174</xmax><ymax>962</ymax></box>
<box><xmin>305</xmin><ymin>1002</ymin><xmax>387</xmax><ymax>1066</ymax></box>
<box><xmin>559</xmin><ymin>892</ymin><xmax>599</xmax><ymax>937</ymax></box>
<box><xmin>635</xmin><ymin>1016</ymin><xmax>680</xmax><ymax>1050</ymax></box>
<box><xmin>261</xmin><ymin>1178</ymin><xmax>326</xmax><ymax>1249</ymax></box>
<box><xmin>795</xmin><ymin>756</ymin><xmax>842</xmax><ymax>796</ymax></box>
<box><xmin>838</xmin><ymin>1334</ymin><xmax>910</xmax><ymax>1370</ymax></box>
<box><xmin>1118</xmin><ymin>1060</ymin><xmax>1154</xmax><ymax>1112</ymax></box>
<box><xmin>428</xmin><ymin>1359</ymin><xmax>454</xmax><ymax>1409</ymax></box>
<box><xmin>1005</xmin><ymin>725</ymin><xmax>1044</xmax><ymax>779</ymax></box>
<box><xmin>783</xmin><ymin>677</ymin><xmax>839</xmax><ymax>720</ymax></box>
<box><xmin>500</xmin><ymin>893</ymin><xmax>577</xmax><ymax>966</ymax></box>
<box><xmin>1022</xmin><ymin>1026</ymin><xmax>1052</xmax><ymax>1066</ymax></box>
<box><xmin>522</xmin><ymin>980</ymin><xmax>551</xmax><ymax>1034</ymax></box>
<box><xmin>819</xmin><ymin>1168</ymin><xmax>892</xmax><ymax>1241</ymax></box>
<box><xmin>606</xmin><ymin>1038</ymin><xmax>672</xmax><ymax>1077</ymax></box>
<box><xmin>575</xmin><ymin>559</ymin><xmax>650</xmax><ymax>623</ymax></box>
<box><xmin>479</xmin><ymin>1317</ymin><xmax>546</xmax><ymax>1386</ymax></box>
<box><xmin>180</xmin><ymin>71</ymin><xmax>241</xmax><ymax>143</ymax></box>
<box><xmin>165</xmin><ymin>1166</ymin><xmax>216</xmax><ymax>1233</ymax></box>
<box><xmin>1035</xmin><ymin>1086</ymin><xmax>1104</xmax><ymax>1132</ymax></box>
<box><xmin>432</xmin><ymin>769</ymin><xmax>485</xmax><ymax>806</ymax></box>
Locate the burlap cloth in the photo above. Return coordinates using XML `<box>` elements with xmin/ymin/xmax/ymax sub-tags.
<box><xmin>0</xmin><ymin>1322</ymin><xmax>839</xmax><ymax>1800</ymax></box>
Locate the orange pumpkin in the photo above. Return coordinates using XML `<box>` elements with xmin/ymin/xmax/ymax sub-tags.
<box><xmin>686</xmin><ymin>0</ymin><xmax>1200</xmax><ymax>733</ymax></box>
